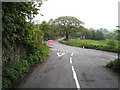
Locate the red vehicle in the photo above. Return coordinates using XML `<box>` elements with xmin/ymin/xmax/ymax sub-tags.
<box><xmin>48</xmin><ymin>40</ymin><xmax>54</xmax><ymax>48</ymax></box>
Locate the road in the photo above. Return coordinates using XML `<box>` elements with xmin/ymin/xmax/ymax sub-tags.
<box><xmin>17</xmin><ymin>39</ymin><xmax>119</xmax><ymax>89</ymax></box>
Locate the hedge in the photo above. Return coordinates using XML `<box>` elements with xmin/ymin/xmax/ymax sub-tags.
<box><xmin>2</xmin><ymin>45</ymin><xmax>49</xmax><ymax>89</ymax></box>
<box><xmin>59</xmin><ymin>40</ymin><xmax>118</xmax><ymax>53</ymax></box>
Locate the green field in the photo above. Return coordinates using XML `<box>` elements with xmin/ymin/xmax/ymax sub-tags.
<box><xmin>69</xmin><ymin>39</ymin><xmax>118</xmax><ymax>47</ymax></box>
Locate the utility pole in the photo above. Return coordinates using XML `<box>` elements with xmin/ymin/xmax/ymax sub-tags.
<box><xmin>118</xmin><ymin>30</ymin><xmax>120</xmax><ymax>59</ymax></box>
<box><xmin>116</xmin><ymin>26</ymin><xmax>120</xmax><ymax>59</ymax></box>
<box><xmin>118</xmin><ymin>32</ymin><xmax>120</xmax><ymax>60</ymax></box>
<box><xmin>117</xmin><ymin>1</ymin><xmax>120</xmax><ymax>59</ymax></box>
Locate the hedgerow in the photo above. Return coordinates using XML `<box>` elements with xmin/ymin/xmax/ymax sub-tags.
<box><xmin>2</xmin><ymin>2</ymin><xmax>50</xmax><ymax>89</ymax></box>
<box><xmin>59</xmin><ymin>40</ymin><xmax>118</xmax><ymax>53</ymax></box>
<box><xmin>2</xmin><ymin>45</ymin><xmax>49</xmax><ymax>89</ymax></box>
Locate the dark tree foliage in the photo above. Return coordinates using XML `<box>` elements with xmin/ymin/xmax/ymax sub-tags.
<box><xmin>94</xmin><ymin>30</ymin><xmax>105</xmax><ymax>40</ymax></box>
<box><xmin>2</xmin><ymin>2</ymin><xmax>42</xmax><ymax>46</ymax></box>
<box><xmin>39</xmin><ymin>21</ymin><xmax>54</xmax><ymax>40</ymax></box>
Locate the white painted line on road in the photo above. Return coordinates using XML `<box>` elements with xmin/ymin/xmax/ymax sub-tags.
<box><xmin>57</xmin><ymin>53</ymin><xmax>65</xmax><ymax>57</ymax></box>
<box><xmin>71</xmin><ymin>53</ymin><xmax>74</xmax><ymax>56</ymax></box>
<box><xmin>70</xmin><ymin>57</ymin><xmax>72</xmax><ymax>64</ymax></box>
<box><xmin>71</xmin><ymin>66</ymin><xmax>81</xmax><ymax>90</ymax></box>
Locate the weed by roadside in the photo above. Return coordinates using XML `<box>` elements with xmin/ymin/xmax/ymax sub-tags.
<box><xmin>106</xmin><ymin>59</ymin><xmax>120</xmax><ymax>74</ymax></box>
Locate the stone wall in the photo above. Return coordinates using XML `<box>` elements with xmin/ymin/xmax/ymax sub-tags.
<box><xmin>2</xmin><ymin>43</ymin><xmax>28</xmax><ymax>64</ymax></box>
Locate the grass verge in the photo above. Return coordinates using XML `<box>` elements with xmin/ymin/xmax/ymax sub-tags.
<box><xmin>59</xmin><ymin>40</ymin><xmax>118</xmax><ymax>53</ymax></box>
<box><xmin>70</xmin><ymin>39</ymin><xmax>118</xmax><ymax>47</ymax></box>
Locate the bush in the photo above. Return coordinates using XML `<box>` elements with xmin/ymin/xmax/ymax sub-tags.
<box><xmin>2</xmin><ymin>60</ymin><xmax>29</xmax><ymax>88</ymax></box>
<box><xmin>106</xmin><ymin>61</ymin><xmax>114</xmax><ymax>68</ymax></box>
<box><xmin>112</xmin><ymin>59</ymin><xmax>120</xmax><ymax>72</ymax></box>
<box><xmin>2</xmin><ymin>77</ymin><xmax>11</xmax><ymax>89</ymax></box>
<box><xmin>2</xmin><ymin>45</ymin><xmax>49</xmax><ymax>89</ymax></box>
<box><xmin>106</xmin><ymin>59</ymin><xmax>120</xmax><ymax>73</ymax></box>
<box><xmin>107</xmin><ymin>40</ymin><xmax>116</xmax><ymax>49</ymax></box>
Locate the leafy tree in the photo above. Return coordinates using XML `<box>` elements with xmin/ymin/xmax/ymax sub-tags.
<box><xmin>105</xmin><ymin>33</ymin><xmax>115</xmax><ymax>40</ymax></box>
<box><xmin>82</xmin><ymin>29</ymin><xmax>89</xmax><ymax>39</ymax></box>
<box><xmin>48</xmin><ymin>19</ymin><xmax>63</xmax><ymax>38</ymax></box>
<box><xmin>53</xmin><ymin>25</ymin><xmax>65</xmax><ymax>37</ymax></box>
<box><xmin>94</xmin><ymin>30</ymin><xmax>104</xmax><ymax>40</ymax></box>
<box><xmin>53</xmin><ymin>16</ymin><xmax>84</xmax><ymax>40</ymax></box>
<box><xmin>84</xmin><ymin>30</ymin><xmax>96</xmax><ymax>40</ymax></box>
<box><xmin>48</xmin><ymin>19</ymin><xmax>54</xmax><ymax>26</ymax></box>
<box><xmin>2</xmin><ymin>2</ymin><xmax>42</xmax><ymax>46</ymax></box>
<box><xmin>90</xmin><ymin>30</ymin><xmax>95</xmax><ymax>39</ymax></box>
<box><xmin>76</xmin><ymin>32</ymin><xmax>82</xmax><ymax>37</ymax></box>
<box><xmin>39</xmin><ymin>21</ymin><xmax>54</xmax><ymax>40</ymax></box>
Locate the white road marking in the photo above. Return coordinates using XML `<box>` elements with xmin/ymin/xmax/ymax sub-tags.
<box><xmin>71</xmin><ymin>66</ymin><xmax>81</xmax><ymax>90</ymax></box>
<box><xmin>70</xmin><ymin>57</ymin><xmax>72</xmax><ymax>64</ymax></box>
<box><xmin>57</xmin><ymin>53</ymin><xmax>65</xmax><ymax>57</ymax></box>
<box><xmin>71</xmin><ymin>53</ymin><xmax>74</xmax><ymax>56</ymax></box>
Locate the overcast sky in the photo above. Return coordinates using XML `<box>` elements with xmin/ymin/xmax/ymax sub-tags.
<box><xmin>34</xmin><ymin>0</ymin><xmax>120</xmax><ymax>31</ymax></box>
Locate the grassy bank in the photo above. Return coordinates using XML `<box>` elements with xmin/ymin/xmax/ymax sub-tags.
<box><xmin>2</xmin><ymin>45</ymin><xmax>49</xmax><ymax>89</ymax></box>
<box><xmin>59</xmin><ymin>39</ymin><xmax>118</xmax><ymax>53</ymax></box>
<box><xmin>70</xmin><ymin>39</ymin><xmax>118</xmax><ymax>47</ymax></box>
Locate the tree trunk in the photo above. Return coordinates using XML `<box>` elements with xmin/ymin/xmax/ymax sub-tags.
<box><xmin>118</xmin><ymin>53</ymin><xmax>120</xmax><ymax>59</ymax></box>
<box><xmin>65</xmin><ymin>34</ymin><xmax>69</xmax><ymax>41</ymax></box>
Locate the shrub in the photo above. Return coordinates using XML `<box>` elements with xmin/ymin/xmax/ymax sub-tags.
<box><xmin>2</xmin><ymin>77</ymin><xmax>11</xmax><ymax>89</ymax></box>
<box><xmin>2</xmin><ymin>60</ymin><xmax>29</xmax><ymax>89</ymax></box>
<box><xmin>2</xmin><ymin>45</ymin><xmax>49</xmax><ymax>89</ymax></box>
<box><xmin>112</xmin><ymin>59</ymin><xmax>120</xmax><ymax>72</ymax></box>
<box><xmin>107</xmin><ymin>40</ymin><xmax>116</xmax><ymax>49</ymax></box>
<box><xmin>106</xmin><ymin>59</ymin><xmax>120</xmax><ymax>73</ymax></box>
<box><xmin>106</xmin><ymin>61</ymin><xmax>114</xmax><ymax>68</ymax></box>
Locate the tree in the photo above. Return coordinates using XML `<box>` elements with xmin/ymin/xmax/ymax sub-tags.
<box><xmin>94</xmin><ymin>30</ymin><xmax>104</xmax><ymax>40</ymax></box>
<box><xmin>90</xmin><ymin>30</ymin><xmax>96</xmax><ymax>39</ymax></box>
<box><xmin>85</xmin><ymin>30</ymin><xmax>96</xmax><ymax>40</ymax></box>
<box><xmin>53</xmin><ymin>16</ymin><xmax>84</xmax><ymax>40</ymax></box>
<box><xmin>39</xmin><ymin>21</ymin><xmax>54</xmax><ymax>40</ymax></box>
<box><xmin>48</xmin><ymin>19</ymin><xmax>62</xmax><ymax>38</ymax></box>
<box><xmin>82</xmin><ymin>29</ymin><xmax>89</xmax><ymax>39</ymax></box>
<box><xmin>105</xmin><ymin>33</ymin><xmax>115</xmax><ymax>40</ymax></box>
<box><xmin>76</xmin><ymin>32</ymin><xmax>82</xmax><ymax>37</ymax></box>
<box><xmin>48</xmin><ymin>19</ymin><xmax>54</xmax><ymax>26</ymax></box>
<box><xmin>2</xmin><ymin>2</ymin><xmax>42</xmax><ymax>46</ymax></box>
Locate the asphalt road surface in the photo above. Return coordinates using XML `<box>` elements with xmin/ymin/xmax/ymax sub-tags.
<box><xmin>17</xmin><ymin>39</ymin><xmax>119</xmax><ymax>89</ymax></box>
